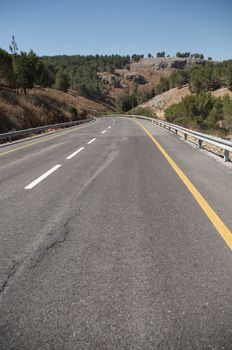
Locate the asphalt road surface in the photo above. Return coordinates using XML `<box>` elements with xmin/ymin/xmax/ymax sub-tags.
<box><xmin>0</xmin><ymin>117</ymin><xmax>232</xmax><ymax>349</ymax></box>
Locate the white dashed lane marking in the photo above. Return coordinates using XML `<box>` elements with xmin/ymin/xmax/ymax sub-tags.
<box><xmin>25</xmin><ymin>123</ymin><xmax>112</xmax><ymax>190</ymax></box>
<box><xmin>25</xmin><ymin>165</ymin><xmax>62</xmax><ymax>190</ymax></box>
<box><xmin>66</xmin><ymin>147</ymin><xmax>85</xmax><ymax>160</ymax></box>
<box><xmin>87</xmin><ymin>138</ymin><xmax>96</xmax><ymax>144</ymax></box>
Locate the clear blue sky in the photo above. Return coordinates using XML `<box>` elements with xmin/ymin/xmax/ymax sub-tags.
<box><xmin>1</xmin><ymin>0</ymin><xmax>232</xmax><ymax>60</ymax></box>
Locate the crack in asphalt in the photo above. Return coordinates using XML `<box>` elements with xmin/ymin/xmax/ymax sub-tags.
<box><xmin>0</xmin><ymin>215</ymin><xmax>75</xmax><ymax>298</ymax></box>
<box><xmin>0</xmin><ymin>261</ymin><xmax>21</xmax><ymax>295</ymax></box>
<box><xmin>32</xmin><ymin>211</ymin><xmax>78</xmax><ymax>267</ymax></box>
<box><xmin>0</xmin><ymin>145</ymin><xmax>119</xmax><ymax>298</ymax></box>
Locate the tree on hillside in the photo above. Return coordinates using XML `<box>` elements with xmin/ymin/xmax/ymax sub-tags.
<box><xmin>222</xmin><ymin>95</ymin><xmax>232</xmax><ymax>123</ymax></box>
<box><xmin>191</xmin><ymin>53</ymin><xmax>204</xmax><ymax>59</ymax></box>
<box><xmin>224</xmin><ymin>62</ymin><xmax>232</xmax><ymax>91</ymax></box>
<box><xmin>131</xmin><ymin>54</ymin><xmax>144</xmax><ymax>62</ymax></box>
<box><xmin>54</xmin><ymin>69</ymin><xmax>70</xmax><ymax>92</ymax></box>
<box><xmin>13</xmin><ymin>50</ymin><xmax>40</xmax><ymax>93</ymax></box>
<box><xmin>207</xmin><ymin>98</ymin><xmax>223</xmax><ymax>127</ymax></box>
<box><xmin>156</xmin><ymin>76</ymin><xmax>170</xmax><ymax>93</ymax></box>
<box><xmin>116</xmin><ymin>91</ymin><xmax>132</xmax><ymax>112</ymax></box>
<box><xmin>176</xmin><ymin>52</ymin><xmax>191</xmax><ymax>58</ymax></box>
<box><xmin>8</xmin><ymin>37</ymin><xmax>44</xmax><ymax>92</ymax></box>
<box><xmin>157</xmin><ymin>51</ymin><xmax>165</xmax><ymax>58</ymax></box>
<box><xmin>35</xmin><ymin>61</ymin><xmax>55</xmax><ymax>87</ymax></box>
<box><xmin>169</xmin><ymin>70</ymin><xmax>189</xmax><ymax>88</ymax></box>
<box><xmin>9</xmin><ymin>35</ymin><xmax>18</xmax><ymax>55</ymax></box>
<box><xmin>0</xmin><ymin>48</ymin><xmax>14</xmax><ymax>87</ymax></box>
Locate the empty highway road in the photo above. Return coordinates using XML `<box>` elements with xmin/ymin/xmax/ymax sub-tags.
<box><xmin>0</xmin><ymin>117</ymin><xmax>232</xmax><ymax>349</ymax></box>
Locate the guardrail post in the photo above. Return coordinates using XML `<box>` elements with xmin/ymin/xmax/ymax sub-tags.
<box><xmin>224</xmin><ymin>150</ymin><xmax>229</xmax><ymax>162</ymax></box>
<box><xmin>175</xmin><ymin>129</ymin><xmax>178</xmax><ymax>135</ymax></box>
<box><xmin>198</xmin><ymin>139</ymin><xmax>202</xmax><ymax>148</ymax></box>
<box><xmin>222</xmin><ymin>137</ymin><xmax>230</xmax><ymax>162</ymax></box>
<box><xmin>184</xmin><ymin>133</ymin><xmax>187</xmax><ymax>140</ymax></box>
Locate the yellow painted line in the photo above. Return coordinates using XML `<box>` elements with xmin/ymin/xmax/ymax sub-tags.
<box><xmin>0</xmin><ymin>120</ymin><xmax>96</xmax><ymax>158</ymax></box>
<box><xmin>135</xmin><ymin>120</ymin><xmax>232</xmax><ymax>251</ymax></box>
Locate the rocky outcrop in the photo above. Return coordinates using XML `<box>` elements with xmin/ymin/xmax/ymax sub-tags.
<box><xmin>170</xmin><ymin>60</ymin><xmax>188</xmax><ymax>69</ymax></box>
<box><xmin>99</xmin><ymin>74</ymin><xmax>126</xmax><ymax>88</ymax></box>
<box><xmin>125</xmin><ymin>73</ymin><xmax>147</xmax><ymax>84</ymax></box>
<box><xmin>99</xmin><ymin>72</ymin><xmax>147</xmax><ymax>88</ymax></box>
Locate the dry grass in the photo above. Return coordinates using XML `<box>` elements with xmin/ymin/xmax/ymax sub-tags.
<box><xmin>0</xmin><ymin>88</ymin><xmax>107</xmax><ymax>132</ymax></box>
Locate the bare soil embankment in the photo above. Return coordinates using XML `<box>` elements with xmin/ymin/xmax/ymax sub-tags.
<box><xmin>0</xmin><ymin>88</ymin><xmax>108</xmax><ymax>133</ymax></box>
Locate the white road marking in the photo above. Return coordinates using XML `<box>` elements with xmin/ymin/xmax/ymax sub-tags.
<box><xmin>108</xmin><ymin>126</ymin><xmax>111</xmax><ymax>129</ymax></box>
<box><xmin>66</xmin><ymin>147</ymin><xmax>84</xmax><ymax>160</ymax></box>
<box><xmin>87</xmin><ymin>138</ymin><xmax>96</xmax><ymax>144</ymax></box>
<box><xmin>101</xmin><ymin>130</ymin><xmax>106</xmax><ymax>134</ymax></box>
<box><xmin>25</xmin><ymin>165</ymin><xmax>62</xmax><ymax>190</ymax></box>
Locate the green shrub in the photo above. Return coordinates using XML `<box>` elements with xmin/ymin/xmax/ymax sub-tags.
<box><xmin>165</xmin><ymin>92</ymin><xmax>232</xmax><ymax>130</ymax></box>
<box><xmin>128</xmin><ymin>106</ymin><xmax>156</xmax><ymax>118</ymax></box>
<box><xmin>68</xmin><ymin>105</ymin><xmax>78</xmax><ymax>118</ymax></box>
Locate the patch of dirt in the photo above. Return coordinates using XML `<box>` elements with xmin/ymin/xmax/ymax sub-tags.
<box><xmin>211</xmin><ymin>87</ymin><xmax>232</xmax><ymax>99</ymax></box>
<box><xmin>141</xmin><ymin>86</ymin><xmax>190</xmax><ymax>119</ymax></box>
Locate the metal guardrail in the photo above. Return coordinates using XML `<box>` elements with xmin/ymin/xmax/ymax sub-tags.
<box><xmin>130</xmin><ymin>115</ymin><xmax>232</xmax><ymax>162</ymax></box>
<box><xmin>0</xmin><ymin>117</ymin><xmax>95</xmax><ymax>143</ymax></box>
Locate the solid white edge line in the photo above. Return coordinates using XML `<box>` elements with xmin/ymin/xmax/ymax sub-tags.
<box><xmin>66</xmin><ymin>146</ymin><xmax>85</xmax><ymax>160</ymax></box>
<box><xmin>87</xmin><ymin>138</ymin><xmax>96</xmax><ymax>144</ymax></box>
<box><xmin>25</xmin><ymin>164</ymin><xmax>62</xmax><ymax>190</ymax></box>
<box><xmin>101</xmin><ymin>130</ymin><xmax>106</xmax><ymax>134</ymax></box>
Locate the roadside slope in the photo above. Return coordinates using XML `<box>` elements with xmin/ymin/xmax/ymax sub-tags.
<box><xmin>141</xmin><ymin>86</ymin><xmax>232</xmax><ymax>119</ymax></box>
<box><xmin>0</xmin><ymin>88</ymin><xmax>108</xmax><ymax>133</ymax></box>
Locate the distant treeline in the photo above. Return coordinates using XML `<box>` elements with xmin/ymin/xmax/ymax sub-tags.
<box><xmin>175</xmin><ymin>52</ymin><xmax>205</xmax><ymax>59</ymax></box>
<box><xmin>148</xmin><ymin>51</ymin><xmax>205</xmax><ymax>59</ymax></box>
<box><xmin>0</xmin><ymin>37</ymin><xmax>146</xmax><ymax>99</ymax></box>
<box><xmin>156</xmin><ymin>60</ymin><xmax>232</xmax><ymax>94</ymax></box>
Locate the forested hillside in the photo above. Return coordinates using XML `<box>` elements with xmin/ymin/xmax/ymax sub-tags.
<box><xmin>156</xmin><ymin>60</ymin><xmax>232</xmax><ymax>94</ymax></box>
<box><xmin>41</xmin><ymin>54</ymin><xmax>134</xmax><ymax>99</ymax></box>
<box><xmin>131</xmin><ymin>60</ymin><xmax>232</xmax><ymax>132</ymax></box>
<box><xmin>1</xmin><ymin>37</ymin><xmax>232</xmax><ymax>133</ymax></box>
<box><xmin>165</xmin><ymin>92</ymin><xmax>232</xmax><ymax>130</ymax></box>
